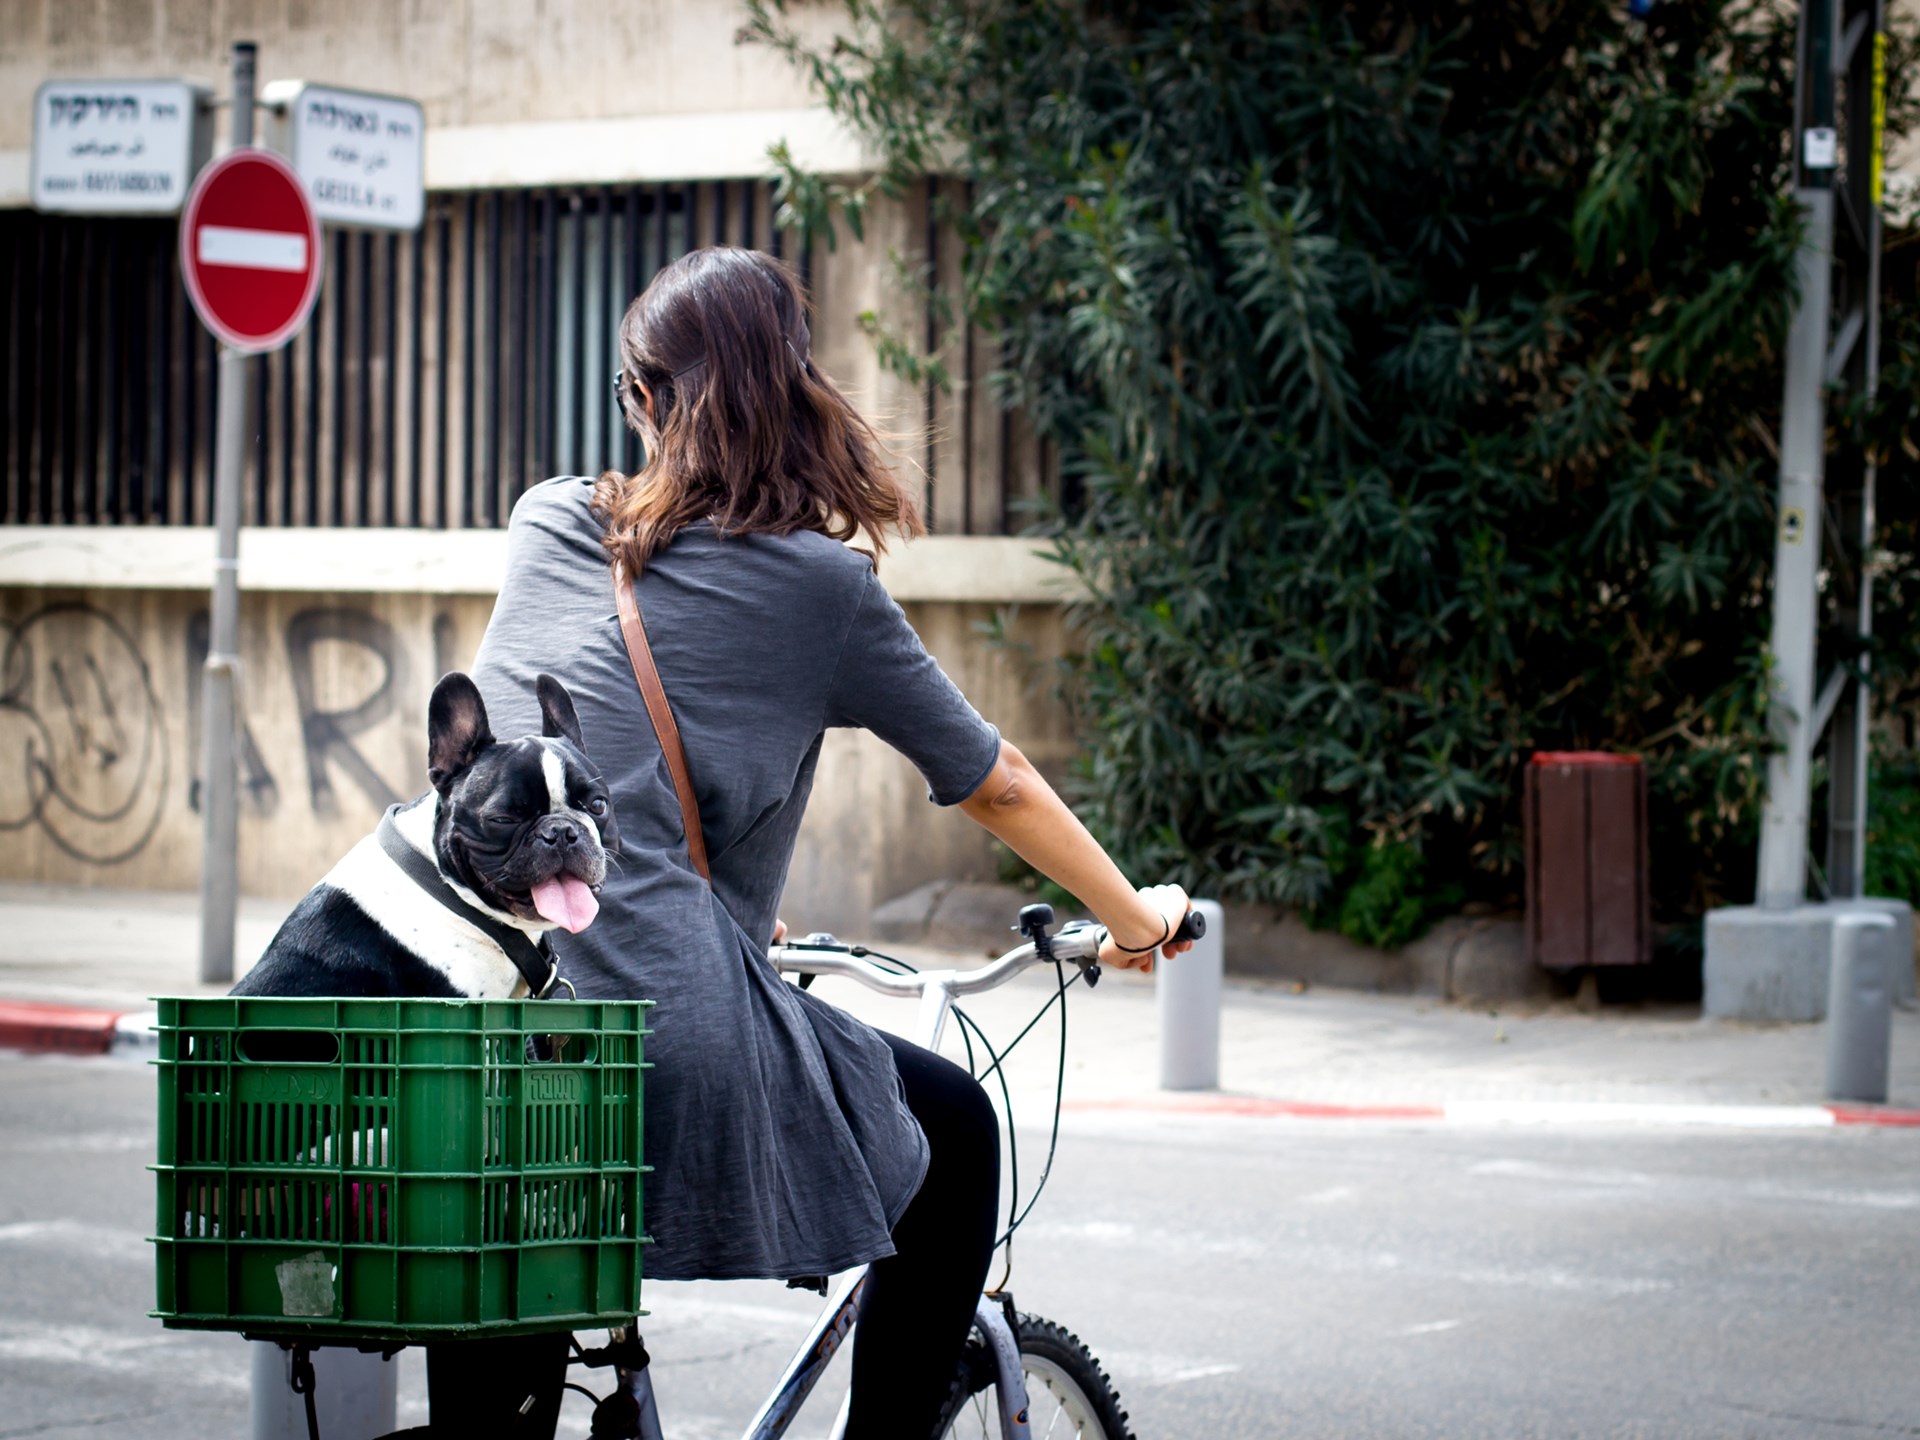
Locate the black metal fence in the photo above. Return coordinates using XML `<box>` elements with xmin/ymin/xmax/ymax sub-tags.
<box><xmin>1</xmin><ymin>179</ymin><xmax>1048</xmax><ymax>535</ymax></box>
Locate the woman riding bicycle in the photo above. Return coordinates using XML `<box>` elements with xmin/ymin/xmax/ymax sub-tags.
<box><xmin>462</xmin><ymin>245</ymin><xmax>1193</xmax><ymax>1439</ymax></box>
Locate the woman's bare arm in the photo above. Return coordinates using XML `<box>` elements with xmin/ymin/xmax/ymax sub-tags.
<box><xmin>956</xmin><ymin>740</ymin><xmax>1192</xmax><ymax>972</ymax></box>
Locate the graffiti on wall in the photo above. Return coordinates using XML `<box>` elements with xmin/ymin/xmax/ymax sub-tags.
<box><xmin>2</xmin><ymin>601</ymin><xmax>459</xmax><ymax>867</ymax></box>
<box><xmin>284</xmin><ymin>609</ymin><xmax>408</xmax><ymax>818</ymax></box>
<box><xmin>0</xmin><ymin>604</ymin><xmax>170</xmax><ymax>864</ymax></box>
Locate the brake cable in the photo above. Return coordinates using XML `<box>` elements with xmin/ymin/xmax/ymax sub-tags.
<box><xmin>837</xmin><ymin>944</ymin><xmax>1096</xmax><ymax>1286</ymax></box>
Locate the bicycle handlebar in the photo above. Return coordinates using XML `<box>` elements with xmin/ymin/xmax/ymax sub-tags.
<box><xmin>768</xmin><ymin>922</ymin><xmax>1104</xmax><ymax>997</ymax></box>
<box><xmin>769</xmin><ymin>907</ymin><xmax>1205</xmax><ymax>999</ymax></box>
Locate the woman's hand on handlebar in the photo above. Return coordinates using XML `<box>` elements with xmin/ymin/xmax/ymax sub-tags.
<box><xmin>1098</xmin><ymin>883</ymin><xmax>1196</xmax><ymax>973</ymax></box>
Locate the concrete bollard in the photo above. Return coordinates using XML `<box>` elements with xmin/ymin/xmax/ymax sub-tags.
<box><xmin>252</xmin><ymin>1340</ymin><xmax>398</xmax><ymax>1440</ymax></box>
<box><xmin>1158</xmin><ymin>899</ymin><xmax>1224</xmax><ymax>1091</ymax></box>
<box><xmin>1826</xmin><ymin>911</ymin><xmax>1895</xmax><ymax>1104</ymax></box>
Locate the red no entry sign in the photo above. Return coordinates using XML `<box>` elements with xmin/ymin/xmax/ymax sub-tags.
<box><xmin>180</xmin><ymin>147</ymin><xmax>322</xmax><ymax>352</ymax></box>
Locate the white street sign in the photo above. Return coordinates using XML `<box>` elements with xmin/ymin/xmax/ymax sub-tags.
<box><xmin>263</xmin><ymin>80</ymin><xmax>425</xmax><ymax>231</ymax></box>
<box><xmin>31</xmin><ymin>79</ymin><xmax>210</xmax><ymax>215</ymax></box>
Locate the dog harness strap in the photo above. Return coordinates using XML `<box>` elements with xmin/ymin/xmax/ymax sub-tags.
<box><xmin>374</xmin><ymin>806</ymin><xmax>563</xmax><ymax>999</ymax></box>
<box><xmin>612</xmin><ymin>561</ymin><xmax>713</xmax><ymax>885</ymax></box>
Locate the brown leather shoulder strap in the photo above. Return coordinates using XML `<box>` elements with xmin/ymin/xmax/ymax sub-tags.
<box><xmin>612</xmin><ymin>561</ymin><xmax>711</xmax><ymax>884</ymax></box>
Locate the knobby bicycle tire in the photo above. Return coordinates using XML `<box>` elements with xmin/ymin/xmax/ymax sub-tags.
<box><xmin>934</xmin><ymin>1311</ymin><xmax>1136</xmax><ymax>1440</ymax></box>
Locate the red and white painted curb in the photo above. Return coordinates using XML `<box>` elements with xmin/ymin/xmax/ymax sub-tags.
<box><xmin>1065</xmin><ymin>1095</ymin><xmax>1920</xmax><ymax>1130</ymax></box>
<box><xmin>4</xmin><ymin>1002</ymin><xmax>1915</xmax><ymax>1131</ymax></box>
<box><xmin>0</xmin><ymin>1002</ymin><xmax>157</xmax><ymax>1056</ymax></box>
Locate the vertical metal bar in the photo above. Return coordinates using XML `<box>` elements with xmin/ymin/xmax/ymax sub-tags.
<box><xmin>329</xmin><ymin>229</ymin><xmax>348</xmax><ymax>525</ymax></box>
<box><xmin>485</xmin><ymin>191</ymin><xmax>504</xmax><ymax>523</ymax></box>
<box><xmin>278</xmin><ymin>310</ymin><xmax>293</xmax><ymax>525</ymax></box>
<box><xmin>200</xmin><ymin>320</ymin><xmax>218</xmax><ymax>525</ymax></box>
<box><xmin>509</xmin><ymin>191</ymin><xmax>530</xmax><ymax>509</ymax></box>
<box><xmin>152</xmin><ymin>230</ymin><xmax>173</xmax><ymax>523</ymax></box>
<box><xmin>252</xmin><ymin>342</ymin><xmax>270</xmax><ymax>526</ymax></box>
<box><xmin>100</xmin><ymin>222</ymin><xmax>121</xmax><ymax>522</ymax></box>
<box><xmin>0</xmin><ymin>213</ymin><xmax>12</xmax><ymax>522</ymax></box>
<box><xmin>77</xmin><ymin>221</ymin><xmax>100</xmax><ymax>522</ymax></box>
<box><xmin>297</xmin><ymin>253</ymin><xmax>316</xmax><ymax>529</ymax></box>
<box><xmin>923</xmin><ymin>175</ymin><xmax>939</xmax><ymax>531</ymax></box>
<box><xmin>961</xmin><ymin>315</ymin><xmax>975</xmax><ymax>536</ymax></box>
<box><xmin>33</xmin><ymin>217</ymin><xmax>55</xmax><ymax>521</ymax></box>
<box><xmin>435</xmin><ymin>204</ymin><xmax>452</xmax><ymax>528</ymax></box>
<box><xmin>356</xmin><ymin>230</ymin><xmax>373</xmax><ymax>525</ymax></box>
<box><xmin>712</xmin><ymin>179</ymin><xmax>726</xmax><ymax>250</ymax></box>
<box><xmin>1006</xmin><ymin>403</ymin><xmax>1021</xmax><ymax>537</ymax></box>
<box><xmin>655</xmin><ymin>184</ymin><xmax>671</xmax><ymax>274</ymax></box>
<box><xmin>462</xmin><ymin>190</ymin><xmax>478</xmax><ymax>526</ymax></box>
<box><xmin>57</xmin><ymin>218</ymin><xmax>81</xmax><ymax>521</ymax></box>
<box><xmin>119</xmin><ymin>222</ymin><xmax>147</xmax><ymax>524</ymax></box>
<box><xmin>599</xmin><ymin>186</ymin><xmax>615</xmax><ymax>465</ymax></box>
<box><xmin>623</xmin><ymin>186</ymin><xmax>643</xmax><ymax>475</ymax></box>
<box><xmin>534</xmin><ymin>192</ymin><xmax>556</xmax><ymax>478</ymax></box>
<box><xmin>201</xmin><ymin>37</ymin><xmax>257</xmax><ymax>986</ymax></box>
<box><xmin>409</xmin><ymin>223</ymin><xmax>424</xmax><ymax>526</ymax></box>
<box><xmin>2</xmin><ymin>214</ymin><xmax>23</xmax><ymax>523</ymax></box>
<box><xmin>571</xmin><ymin>193</ymin><xmax>588</xmax><ymax>474</ymax></box>
<box><xmin>383</xmin><ymin>231</ymin><xmax>398</xmax><ymax>527</ymax></box>
<box><xmin>174</xmin><ymin>255</ymin><xmax>194</xmax><ymax>526</ymax></box>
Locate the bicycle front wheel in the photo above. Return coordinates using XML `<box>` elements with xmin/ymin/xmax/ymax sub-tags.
<box><xmin>935</xmin><ymin>1311</ymin><xmax>1136</xmax><ymax>1440</ymax></box>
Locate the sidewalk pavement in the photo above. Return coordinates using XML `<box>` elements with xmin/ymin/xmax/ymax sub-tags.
<box><xmin>2</xmin><ymin>881</ymin><xmax>1917</xmax><ymax>1128</ymax></box>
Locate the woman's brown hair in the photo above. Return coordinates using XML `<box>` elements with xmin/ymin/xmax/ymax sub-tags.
<box><xmin>592</xmin><ymin>246</ymin><xmax>922</xmax><ymax>572</ymax></box>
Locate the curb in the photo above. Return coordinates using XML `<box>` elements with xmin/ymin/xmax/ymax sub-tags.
<box><xmin>0</xmin><ymin>1000</ymin><xmax>128</xmax><ymax>1056</ymax></box>
<box><xmin>1065</xmin><ymin>1096</ymin><xmax>1920</xmax><ymax>1131</ymax></box>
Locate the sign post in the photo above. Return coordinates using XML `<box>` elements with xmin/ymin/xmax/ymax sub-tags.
<box><xmin>185</xmin><ymin>42</ymin><xmax>323</xmax><ymax>986</ymax></box>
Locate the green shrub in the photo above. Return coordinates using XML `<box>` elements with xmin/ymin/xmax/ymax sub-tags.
<box><xmin>752</xmin><ymin>0</ymin><xmax>1920</xmax><ymax>940</ymax></box>
<box><xmin>1865</xmin><ymin>749</ymin><xmax>1920</xmax><ymax>907</ymax></box>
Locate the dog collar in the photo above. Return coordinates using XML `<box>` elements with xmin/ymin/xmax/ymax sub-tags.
<box><xmin>375</xmin><ymin>805</ymin><xmax>572</xmax><ymax>1000</ymax></box>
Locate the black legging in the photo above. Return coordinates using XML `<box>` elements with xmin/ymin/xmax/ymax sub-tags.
<box><xmin>845</xmin><ymin>1032</ymin><xmax>1002</xmax><ymax>1439</ymax></box>
<box><xmin>425</xmin><ymin>1034</ymin><xmax>999</xmax><ymax>1439</ymax></box>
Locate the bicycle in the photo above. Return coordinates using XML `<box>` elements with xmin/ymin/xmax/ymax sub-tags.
<box><xmin>323</xmin><ymin>901</ymin><xmax>1201</xmax><ymax>1440</ymax></box>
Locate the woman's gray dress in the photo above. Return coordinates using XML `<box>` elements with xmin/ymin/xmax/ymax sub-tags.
<box><xmin>468</xmin><ymin>477</ymin><xmax>1002</xmax><ymax>1280</ymax></box>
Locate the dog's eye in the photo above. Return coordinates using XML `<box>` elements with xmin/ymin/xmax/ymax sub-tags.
<box><xmin>588</xmin><ymin>797</ymin><xmax>608</xmax><ymax>817</ymax></box>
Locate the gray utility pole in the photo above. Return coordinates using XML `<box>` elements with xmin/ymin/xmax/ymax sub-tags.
<box><xmin>1822</xmin><ymin>0</ymin><xmax>1886</xmax><ymax>899</ymax></box>
<box><xmin>197</xmin><ymin>40</ymin><xmax>257</xmax><ymax>985</ymax></box>
<box><xmin>1755</xmin><ymin>0</ymin><xmax>1884</xmax><ymax>911</ymax></box>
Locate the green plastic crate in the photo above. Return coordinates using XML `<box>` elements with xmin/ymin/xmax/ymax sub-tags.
<box><xmin>151</xmin><ymin>995</ymin><xmax>652</xmax><ymax>1343</ymax></box>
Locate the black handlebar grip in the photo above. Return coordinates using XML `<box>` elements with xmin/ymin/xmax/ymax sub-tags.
<box><xmin>1172</xmin><ymin>908</ymin><xmax>1206</xmax><ymax>943</ymax></box>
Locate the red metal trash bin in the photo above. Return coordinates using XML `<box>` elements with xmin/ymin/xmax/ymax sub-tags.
<box><xmin>1525</xmin><ymin>752</ymin><xmax>1651</xmax><ymax>970</ymax></box>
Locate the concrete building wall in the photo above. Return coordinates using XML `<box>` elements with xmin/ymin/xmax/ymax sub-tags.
<box><xmin>0</xmin><ymin>529</ymin><xmax>1079</xmax><ymax>934</ymax></box>
<box><xmin>0</xmin><ymin>0</ymin><xmax>847</xmax><ymax>143</ymax></box>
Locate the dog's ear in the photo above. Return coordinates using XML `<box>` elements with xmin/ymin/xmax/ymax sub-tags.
<box><xmin>535</xmin><ymin>673</ymin><xmax>586</xmax><ymax>753</ymax></box>
<box><xmin>428</xmin><ymin>673</ymin><xmax>495</xmax><ymax>793</ymax></box>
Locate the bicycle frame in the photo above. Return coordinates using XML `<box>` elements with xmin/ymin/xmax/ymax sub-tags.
<box><xmin>613</xmin><ymin>926</ymin><xmax>1105</xmax><ymax>1440</ymax></box>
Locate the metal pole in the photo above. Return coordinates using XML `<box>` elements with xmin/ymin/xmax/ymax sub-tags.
<box><xmin>1826</xmin><ymin>0</ymin><xmax>1886</xmax><ymax>900</ymax></box>
<box><xmin>1825</xmin><ymin>911</ymin><xmax>1894</xmax><ymax>1102</ymax></box>
<box><xmin>1756</xmin><ymin>0</ymin><xmax>1837</xmax><ymax>911</ymax></box>
<box><xmin>1158</xmin><ymin>899</ymin><xmax>1224</xmax><ymax>1091</ymax></box>
<box><xmin>197</xmin><ymin>40</ymin><xmax>256</xmax><ymax>985</ymax></box>
<box><xmin>251</xmin><ymin>1342</ymin><xmax>399</xmax><ymax>1440</ymax></box>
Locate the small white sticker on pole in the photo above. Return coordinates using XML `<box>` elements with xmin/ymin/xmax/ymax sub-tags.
<box><xmin>1804</xmin><ymin>127</ymin><xmax>1838</xmax><ymax>169</ymax></box>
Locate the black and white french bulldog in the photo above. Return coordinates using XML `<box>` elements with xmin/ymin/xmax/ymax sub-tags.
<box><xmin>232</xmin><ymin>671</ymin><xmax>619</xmax><ymax>999</ymax></box>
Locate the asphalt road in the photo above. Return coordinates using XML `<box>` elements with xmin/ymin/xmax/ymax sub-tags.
<box><xmin>2</xmin><ymin>1050</ymin><xmax>1917</xmax><ymax>1439</ymax></box>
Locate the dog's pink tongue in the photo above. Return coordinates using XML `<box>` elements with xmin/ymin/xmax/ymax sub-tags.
<box><xmin>530</xmin><ymin>876</ymin><xmax>599</xmax><ymax>934</ymax></box>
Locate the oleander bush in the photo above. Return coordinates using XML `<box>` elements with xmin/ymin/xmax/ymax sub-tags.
<box><xmin>748</xmin><ymin>0</ymin><xmax>1920</xmax><ymax>945</ymax></box>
